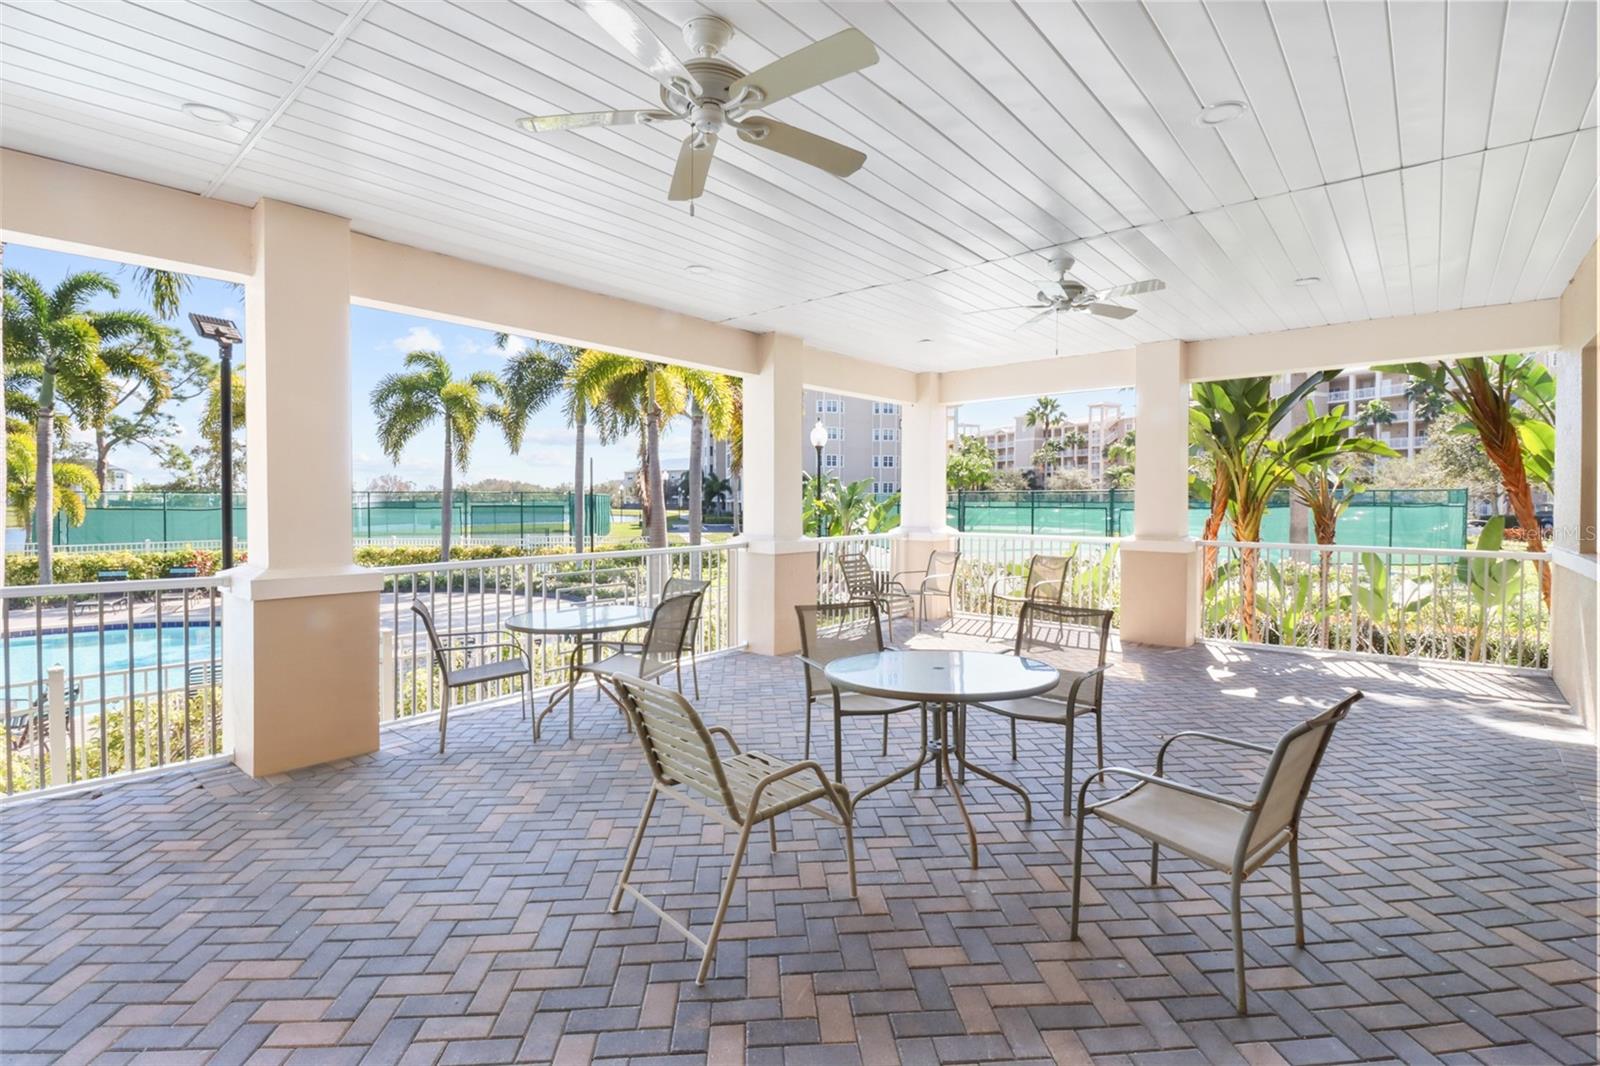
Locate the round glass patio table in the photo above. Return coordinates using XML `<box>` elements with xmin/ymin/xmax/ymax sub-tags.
<box><xmin>825</xmin><ymin>649</ymin><xmax>1059</xmax><ymax>869</ymax></box>
<box><xmin>506</xmin><ymin>603</ymin><xmax>653</xmax><ymax>741</ymax></box>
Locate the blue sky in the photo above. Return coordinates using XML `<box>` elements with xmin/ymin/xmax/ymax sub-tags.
<box><xmin>6</xmin><ymin>242</ymin><xmax>1128</xmax><ymax>489</ymax></box>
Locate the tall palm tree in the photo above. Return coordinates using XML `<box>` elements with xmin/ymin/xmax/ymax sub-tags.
<box><xmin>371</xmin><ymin>350</ymin><xmax>505</xmax><ymax>561</ymax></box>
<box><xmin>3</xmin><ymin>270</ymin><xmax>167</xmax><ymax>583</ymax></box>
<box><xmin>1024</xmin><ymin>396</ymin><xmax>1063</xmax><ymax>479</ymax></box>
<box><xmin>78</xmin><ymin>329</ymin><xmax>176</xmax><ymax>487</ymax></box>
<box><xmin>1376</xmin><ymin>355</ymin><xmax>1555</xmax><ymax>602</ymax></box>
<box><xmin>570</xmin><ymin>351</ymin><xmax>734</xmax><ymax>548</ymax></box>
<box><xmin>498</xmin><ymin>340</ymin><xmax>589</xmax><ymax>548</ymax></box>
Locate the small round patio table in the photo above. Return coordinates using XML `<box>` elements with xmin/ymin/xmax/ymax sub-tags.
<box><xmin>506</xmin><ymin>603</ymin><xmax>653</xmax><ymax>741</ymax></box>
<box><xmin>824</xmin><ymin>649</ymin><xmax>1059</xmax><ymax>869</ymax></box>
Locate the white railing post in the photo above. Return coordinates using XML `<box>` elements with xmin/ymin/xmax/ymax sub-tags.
<box><xmin>46</xmin><ymin>664</ymin><xmax>67</xmax><ymax>788</ymax></box>
<box><xmin>378</xmin><ymin>640</ymin><xmax>395</xmax><ymax>722</ymax></box>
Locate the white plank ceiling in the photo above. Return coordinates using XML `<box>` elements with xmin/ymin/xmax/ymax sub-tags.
<box><xmin>1</xmin><ymin>0</ymin><xmax>1594</xmax><ymax>372</ymax></box>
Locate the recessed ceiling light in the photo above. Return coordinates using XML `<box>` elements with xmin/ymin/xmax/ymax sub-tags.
<box><xmin>685</xmin><ymin>264</ymin><xmax>713</xmax><ymax>275</ymax></box>
<box><xmin>917</xmin><ymin>338</ymin><xmax>933</xmax><ymax>344</ymax></box>
<box><xmin>181</xmin><ymin>102</ymin><xmax>237</xmax><ymax>126</ymax></box>
<box><xmin>1195</xmin><ymin>100</ymin><xmax>1247</xmax><ymax>126</ymax></box>
<box><xmin>1293</xmin><ymin>275</ymin><xmax>1322</xmax><ymax>286</ymax></box>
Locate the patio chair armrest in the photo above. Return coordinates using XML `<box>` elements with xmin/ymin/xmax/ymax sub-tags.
<box><xmin>742</xmin><ymin>759</ymin><xmax>847</xmax><ymax>822</ymax></box>
<box><xmin>1062</xmin><ymin>664</ymin><xmax>1109</xmax><ymax>705</ymax></box>
<box><xmin>986</xmin><ymin>573</ymin><xmax>1020</xmax><ymax>596</ymax></box>
<box><xmin>795</xmin><ymin>654</ymin><xmax>827</xmax><ymax>673</ymax></box>
<box><xmin>1076</xmin><ymin>766</ymin><xmax>1256</xmax><ymax>816</ymax></box>
<box><xmin>1155</xmin><ymin>731</ymin><xmax>1274</xmax><ymax>774</ymax></box>
<box><xmin>706</xmin><ymin>725</ymin><xmax>742</xmax><ymax>755</ymax></box>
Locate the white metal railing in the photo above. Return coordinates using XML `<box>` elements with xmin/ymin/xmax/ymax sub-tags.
<box><xmin>813</xmin><ymin>532</ymin><xmax>901</xmax><ymax>601</ymax></box>
<box><xmin>1</xmin><ymin>575</ymin><xmax>228</xmax><ymax>797</ymax></box>
<box><xmin>373</xmin><ymin>541</ymin><xmax>745</xmax><ymax>721</ymax></box>
<box><xmin>953</xmin><ymin>532</ymin><xmax>1122</xmax><ymax>624</ymax></box>
<box><xmin>354</xmin><ymin>533</ymin><xmax>573</xmax><ymax>550</ymax></box>
<box><xmin>24</xmin><ymin>539</ymin><xmax>243</xmax><ymax>555</ymax></box>
<box><xmin>1199</xmin><ymin>540</ymin><xmax>1550</xmax><ymax>667</ymax></box>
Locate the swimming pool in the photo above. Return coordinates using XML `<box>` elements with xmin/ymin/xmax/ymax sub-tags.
<box><xmin>3</xmin><ymin>621</ymin><xmax>221</xmax><ymax>708</ymax></box>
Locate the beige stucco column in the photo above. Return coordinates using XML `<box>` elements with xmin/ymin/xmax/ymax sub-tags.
<box><xmin>1119</xmin><ymin>340</ymin><xmax>1201</xmax><ymax>646</ymax></box>
<box><xmin>739</xmin><ymin>333</ymin><xmax>812</xmax><ymax>655</ymax></box>
<box><xmin>1550</xmin><ymin>243</ymin><xmax>1597</xmax><ymax>724</ymax></box>
<box><xmin>896</xmin><ymin>372</ymin><xmax>954</xmax><ymax>620</ymax></box>
<box><xmin>223</xmin><ymin>199</ymin><xmax>382</xmax><ymax>776</ymax></box>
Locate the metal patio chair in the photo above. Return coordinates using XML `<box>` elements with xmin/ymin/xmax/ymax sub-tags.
<box><xmin>795</xmin><ymin>602</ymin><xmax>925</xmax><ymax>773</ymax></box>
<box><xmin>837</xmin><ymin>551</ymin><xmax>915</xmax><ymax>630</ymax></box>
<box><xmin>968</xmin><ymin>601</ymin><xmax>1111</xmax><ymax>820</ymax></box>
<box><xmin>412</xmin><ymin>599</ymin><xmax>530</xmax><ymax>753</ymax></box>
<box><xmin>578</xmin><ymin>589</ymin><xmax>702</xmax><ymax>723</ymax></box>
<box><xmin>610</xmin><ymin>676</ymin><xmax>856</xmax><ymax>985</ymax></box>
<box><xmin>887</xmin><ymin>549</ymin><xmax>961</xmax><ymax>631</ymax></box>
<box><xmin>1070</xmin><ymin>691</ymin><xmax>1362</xmax><ymax>1013</ymax></box>
<box><xmin>986</xmin><ymin>553</ymin><xmax>1068</xmax><ymax>638</ymax></box>
<box><xmin>661</xmin><ymin>576</ymin><xmax>707</xmax><ymax>698</ymax></box>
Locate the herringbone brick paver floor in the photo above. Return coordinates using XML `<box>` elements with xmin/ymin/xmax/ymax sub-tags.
<box><xmin>1</xmin><ymin>626</ymin><xmax>1594</xmax><ymax>1065</ymax></box>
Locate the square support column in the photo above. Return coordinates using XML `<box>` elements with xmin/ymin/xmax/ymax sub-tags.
<box><xmin>225</xmin><ymin>199</ymin><xmax>381</xmax><ymax>776</ymax></box>
<box><xmin>1120</xmin><ymin>340</ymin><xmax>1200</xmax><ymax>646</ymax></box>
<box><xmin>739</xmin><ymin>333</ymin><xmax>812</xmax><ymax>655</ymax></box>
<box><xmin>897</xmin><ymin>373</ymin><xmax>954</xmax><ymax>621</ymax></box>
<box><xmin>1551</xmin><ymin>342</ymin><xmax>1597</xmax><ymax>726</ymax></box>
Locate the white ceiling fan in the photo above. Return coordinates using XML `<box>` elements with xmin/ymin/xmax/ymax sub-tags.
<box><xmin>517</xmin><ymin>1</ymin><xmax>878</xmax><ymax>203</ymax></box>
<box><xmin>968</xmin><ymin>257</ymin><xmax>1166</xmax><ymax>327</ymax></box>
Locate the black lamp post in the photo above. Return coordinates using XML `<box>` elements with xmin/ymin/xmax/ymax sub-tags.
<box><xmin>189</xmin><ymin>314</ymin><xmax>241</xmax><ymax>570</ymax></box>
<box><xmin>810</xmin><ymin>419</ymin><xmax>828</xmax><ymax>537</ymax></box>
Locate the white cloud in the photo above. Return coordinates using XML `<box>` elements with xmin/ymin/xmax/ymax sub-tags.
<box><xmin>390</xmin><ymin>325</ymin><xmax>442</xmax><ymax>353</ymax></box>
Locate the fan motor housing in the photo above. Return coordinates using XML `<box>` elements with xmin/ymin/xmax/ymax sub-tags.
<box><xmin>664</xmin><ymin>57</ymin><xmax>746</xmax><ymax>110</ymax></box>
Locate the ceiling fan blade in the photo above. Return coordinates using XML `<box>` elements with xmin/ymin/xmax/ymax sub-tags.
<box><xmin>1094</xmin><ymin>278</ymin><xmax>1166</xmax><ymax>299</ymax></box>
<box><xmin>517</xmin><ymin>109</ymin><xmax>673</xmax><ymax>133</ymax></box>
<box><xmin>668</xmin><ymin>133</ymin><xmax>716</xmax><ymax>201</ymax></box>
<box><xmin>735</xmin><ymin>119</ymin><xmax>865</xmax><ymax>177</ymax></box>
<box><xmin>1085</xmin><ymin>302</ymin><xmax>1137</xmax><ymax>319</ymax></box>
<box><xmin>1019</xmin><ymin>308</ymin><xmax>1057</xmax><ymax>328</ymax></box>
<box><xmin>963</xmin><ymin>304</ymin><xmax>1050</xmax><ymax>314</ymax></box>
<box><xmin>729</xmin><ymin>29</ymin><xmax>878</xmax><ymax>108</ymax></box>
<box><xmin>579</xmin><ymin>0</ymin><xmax>701</xmax><ymax>96</ymax></box>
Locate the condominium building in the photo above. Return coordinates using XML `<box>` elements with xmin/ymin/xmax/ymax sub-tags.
<box><xmin>804</xmin><ymin>390</ymin><xmax>902</xmax><ymax>496</ymax></box>
<box><xmin>1280</xmin><ymin>369</ymin><xmax>1435</xmax><ymax>455</ymax></box>
<box><xmin>955</xmin><ymin>402</ymin><xmax>1133</xmax><ymax>487</ymax></box>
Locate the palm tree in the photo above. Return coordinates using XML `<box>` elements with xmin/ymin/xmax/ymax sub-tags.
<box><xmin>702</xmin><ymin>471</ymin><xmax>733</xmax><ymax>513</ymax></box>
<box><xmin>570</xmin><ymin>351</ymin><xmax>733</xmax><ymax>548</ymax></box>
<box><xmin>1024</xmin><ymin>396</ymin><xmax>1063</xmax><ymax>479</ymax></box>
<box><xmin>498</xmin><ymin>340</ymin><xmax>588</xmax><ymax>548</ymax></box>
<box><xmin>1376</xmin><ymin>356</ymin><xmax>1555</xmax><ymax>602</ymax></box>
<box><xmin>80</xmin><ymin>329</ymin><xmax>177</xmax><ymax>487</ymax></box>
<box><xmin>1189</xmin><ymin>373</ymin><xmax>1339</xmax><ymax>639</ymax></box>
<box><xmin>3</xmin><ymin>270</ymin><xmax>167</xmax><ymax>583</ymax></box>
<box><xmin>1103</xmin><ymin>430</ymin><xmax>1136</xmax><ymax>489</ymax></box>
<box><xmin>1059</xmin><ymin>425</ymin><xmax>1087</xmax><ymax>460</ymax></box>
<box><xmin>6</xmin><ymin>427</ymin><xmax>101</xmax><ymax>539</ymax></box>
<box><xmin>371</xmin><ymin>350</ymin><xmax>505</xmax><ymax>561</ymax></box>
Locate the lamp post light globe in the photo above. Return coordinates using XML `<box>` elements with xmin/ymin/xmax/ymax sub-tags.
<box><xmin>810</xmin><ymin>419</ymin><xmax>828</xmax><ymax>538</ymax></box>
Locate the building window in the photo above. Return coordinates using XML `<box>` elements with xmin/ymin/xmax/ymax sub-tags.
<box><xmin>829</xmin><ymin>426</ymin><xmax>842</xmax><ymax>440</ymax></box>
<box><xmin>881</xmin><ymin>455</ymin><xmax>895</xmax><ymax>469</ymax></box>
<box><xmin>824</xmin><ymin>454</ymin><xmax>840</xmax><ymax>469</ymax></box>
<box><xmin>872</xmin><ymin>401</ymin><xmax>899</xmax><ymax>415</ymax></box>
<box><xmin>873</xmin><ymin>428</ymin><xmax>899</xmax><ymax>442</ymax></box>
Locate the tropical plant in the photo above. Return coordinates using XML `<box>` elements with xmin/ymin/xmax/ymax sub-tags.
<box><xmin>1376</xmin><ymin>355</ymin><xmax>1555</xmax><ymax>602</ymax></box>
<box><xmin>1356</xmin><ymin>398</ymin><xmax>1395</xmax><ymax>427</ymax></box>
<box><xmin>1189</xmin><ymin>372</ymin><xmax>1338</xmax><ymax>639</ymax></box>
<box><xmin>701</xmin><ymin>471</ymin><xmax>733</xmax><ymax>513</ymax></box>
<box><xmin>1059</xmin><ymin>426</ymin><xmax>1087</xmax><ymax>453</ymax></box>
<box><xmin>192</xmin><ymin>365</ymin><xmax>246</xmax><ymax>488</ymax></box>
<box><xmin>1103</xmin><ymin>430</ymin><xmax>1136</xmax><ymax>489</ymax></box>
<box><xmin>93</xmin><ymin>329</ymin><xmax>212</xmax><ymax>487</ymax></box>
<box><xmin>1046</xmin><ymin>468</ymin><xmax>1097</xmax><ymax>492</ymax></box>
<box><xmin>1033</xmin><ymin>438</ymin><xmax>1067</xmax><ymax>478</ymax></box>
<box><xmin>1024</xmin><ymin>396</ymin><xmax>1063</xmax><ymax>478</ymax></box>
<box><xmin>1456</xmin><ymin>516</ymin><xmax>1525</xmax><ymax>661</ymax></box>
<box><xmin>497</xmin><ymin>340</ymin><xmax>589</xmax><ymax>547</ymax></box>
<box><xmin>1350</xmin><ymin>551</ymin><xmax>1432</xmax><ymax>652</ymax></box>
<box><xmin>3</xmin><ymin>270</ymin><xmax>168</xmax><ymax>583</ymax></box>
<box><xmin>1290</xmin><ymin>405</ymin><xmax>1398</xmax><ymax>545</ymax></box>
<box><xmin>6</xmin><ymin>427</ymin><xmax>101</xmax><ymax>532</ymax></box>
<box><xmin>371</xmin><ymin>350</ymin><xmax>506</xmax><ymax>561</ymax></box>
<box><xmin>946</xmin><ymin>434</ymin><xmax>995</xmax><ymax>491</ymax></box>
<box><xmin>570</xmin><ymin>351</ymin><xmax>734</xmax><ymax>548</ymax></box>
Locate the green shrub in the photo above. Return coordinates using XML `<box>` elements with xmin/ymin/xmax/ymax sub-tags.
<box><xmin>6</xmin><ymin>547</ymin><xmax>237</xmax><ymax>586</ymax></box>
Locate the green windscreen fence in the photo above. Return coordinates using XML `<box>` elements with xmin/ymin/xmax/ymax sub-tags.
<box><xmin>948</xmin><ymin>489</ymin><xmax>1467</xmax><ymax>549</ymax></box>
<box><xmin>53</xmin><ymin>491</ymin><xmax>611</xmax><ymax>547</ymax></box>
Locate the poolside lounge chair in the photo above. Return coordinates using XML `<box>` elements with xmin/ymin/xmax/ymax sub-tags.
<box><xmin>1070</xmin><ymin>692</ymin><xmax>1362</xmax><ymax>1013</ymax></box>
<box><xmin>611</xmin><ymin>675</ymin><xmax>856</xmax><ymax>985</ymax></box>
<box><xmin>74</xmin><ymin>570</ymin><xmax>131</xmax><ymax>614</ymax></box>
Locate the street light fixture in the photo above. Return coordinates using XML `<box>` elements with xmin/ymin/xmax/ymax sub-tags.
<box><xmin>809</xmin><ymin>419</ymin><xmax>828</xmax><ymax>538</ymax></box>
<box><xmin>189</xmin><ymin>313</ymin><xmax>241</xmax><ymax>570</ymax></box>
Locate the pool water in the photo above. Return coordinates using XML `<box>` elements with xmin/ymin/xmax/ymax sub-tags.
<box><xmin>3</xmin><ymin>622</ymin><xmax>221</xmax><ymax>708</ymax></box>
